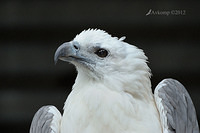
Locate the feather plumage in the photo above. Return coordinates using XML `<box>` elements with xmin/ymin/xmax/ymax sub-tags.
<box><xmin>30</xmin><ymin>29</ymin><xmax>199</xmax><ymax>133</ymax></box>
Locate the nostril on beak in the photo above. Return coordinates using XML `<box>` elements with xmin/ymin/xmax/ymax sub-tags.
<box><xmin>74</xmin><ymin>45</ymin><xmax>78</xmax><ymax>50</ymax></box>
<box><xmin>72</xmin><ymin>41</ymin><xmax>80</xmax><ymax>51</ymax></box>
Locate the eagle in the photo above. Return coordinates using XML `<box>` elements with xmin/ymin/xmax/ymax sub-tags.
<box><xmin>30</xmin><ymin>29</ymin><xmax>199</xmax><ymax>133</ymax></box>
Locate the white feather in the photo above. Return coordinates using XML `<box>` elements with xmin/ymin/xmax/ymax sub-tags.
<box><xmin>60</xmin><ymin>29</ymin><xmax>162</xmax><ymax>133</ymax></box>
<box><xmin>48</xmin><ymin>106</ymin><xmax>62</xmax><ymax>133</ymax></box>
<box><xmin>154</xmin><ymin>81</ymin><xmax>168</xmax><ymax>133</ymax></box>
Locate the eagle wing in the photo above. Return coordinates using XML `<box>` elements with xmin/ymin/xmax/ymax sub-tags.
<box><xmin>154</xmin><ymin>78</ymin><xmax>199</xmax><ymax>133</ymax></box>
<box><xmin>30</xmin><ymin>105</ymin><xmax>62</xmax><ymax>133</ymax></box>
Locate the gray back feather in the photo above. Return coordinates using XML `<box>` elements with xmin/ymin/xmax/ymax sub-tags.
<box><xmin>30</xmin><ymin>105</ymin><xmax>58</xmax><ymax>133</ymax></box>
<box><xmin>154</xmin><ymin>78</ymin><xmax>199</xmax><ymax>133</ymax></box>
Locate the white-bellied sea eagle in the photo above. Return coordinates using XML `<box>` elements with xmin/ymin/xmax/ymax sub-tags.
<box><xmin>30</xmin><ymin>29</ymin><xmax>199</xmax><ymax>133</ymax></box>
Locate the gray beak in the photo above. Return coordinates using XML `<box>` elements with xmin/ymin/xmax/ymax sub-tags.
<box><xmin>54</xmin><ymin>42</ymin><xmax>80</xmax><ymax>64</ymax></box>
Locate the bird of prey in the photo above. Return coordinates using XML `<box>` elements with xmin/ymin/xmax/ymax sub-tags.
<box><xmin>30</xmin><ymin>29</ymin><xmax>199</xmax><ymax>133</ymax></box>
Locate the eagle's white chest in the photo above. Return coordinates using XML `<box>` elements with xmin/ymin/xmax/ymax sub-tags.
<box><xmin>60</xmin><ymin>83</ymin><xmax>162</xmax><ymax>133</ymax></box>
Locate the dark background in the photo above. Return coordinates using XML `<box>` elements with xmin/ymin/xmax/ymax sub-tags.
<box><xmin>0</xmin><ymin>0</ymin><xmax>199</xmax><ymax>132</ymax></box>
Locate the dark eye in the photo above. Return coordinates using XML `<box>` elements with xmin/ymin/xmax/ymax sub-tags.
<box><xmin>95</xmin><ymin>48</ymin><xmax>108</xmax><ymax>58</ymax></box>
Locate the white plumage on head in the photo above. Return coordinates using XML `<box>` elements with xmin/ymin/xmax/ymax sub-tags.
<box><xmin>60</xmin><ymin>29</ymin><xmax>162</xmax><ymax>133</ymax></box>
<box><xmin>30</xmin><ymin>29</ymin><xmax>199</xmax><ymax>133</ymax></box>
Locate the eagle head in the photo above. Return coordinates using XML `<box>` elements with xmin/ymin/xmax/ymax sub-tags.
<box><xmin>54</xmin><ymin>29</ymin><xmax>151</xmax><ymax>92</ymax></box>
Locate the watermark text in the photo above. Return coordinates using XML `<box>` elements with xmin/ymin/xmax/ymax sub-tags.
<box><xmin>146</xmin><ymin>9</ymin><xmax>186</xmax><ymax>16</ymax></box>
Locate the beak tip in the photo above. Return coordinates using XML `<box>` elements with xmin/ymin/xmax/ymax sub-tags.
<box><xmin>54</xmin><ymin>44</ymin><xmax>63</xmax><ymax>65</ymax></box>
<box><xmin>54</xmin><ymin>60</ymin><xmax>57</xmax><ymax>65</ymax></box>
<box><xmin>54</xmin><ymin>42</ymin><xmax>71</xmax><ymax>65</ymax></box>
<box><xmin>54</xmin><ymin>53</ymin><xmax>59</xmax><ymax>65</ymax></box>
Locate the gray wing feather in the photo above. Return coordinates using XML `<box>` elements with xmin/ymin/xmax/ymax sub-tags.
<box><xmin>30</xmin><ymin>105</ymin><xmax>62</xmax><ymax>133</ymax></box>
<box><xmin>154</xmin><ymin>78</ymin><xmax>199</xmax><ymax>133</ymax></box>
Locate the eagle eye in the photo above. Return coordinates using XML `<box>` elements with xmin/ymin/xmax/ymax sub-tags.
<box><xmin>95</xmin><ymin>48</ymin><xmax>108</xmax><ymax>58</ymax></box>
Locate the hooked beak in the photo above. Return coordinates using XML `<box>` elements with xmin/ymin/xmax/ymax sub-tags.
<box><xmin>54</xmin><ymin>41</ymin><xmax>80</xmax><ymax>64</ymax></box>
